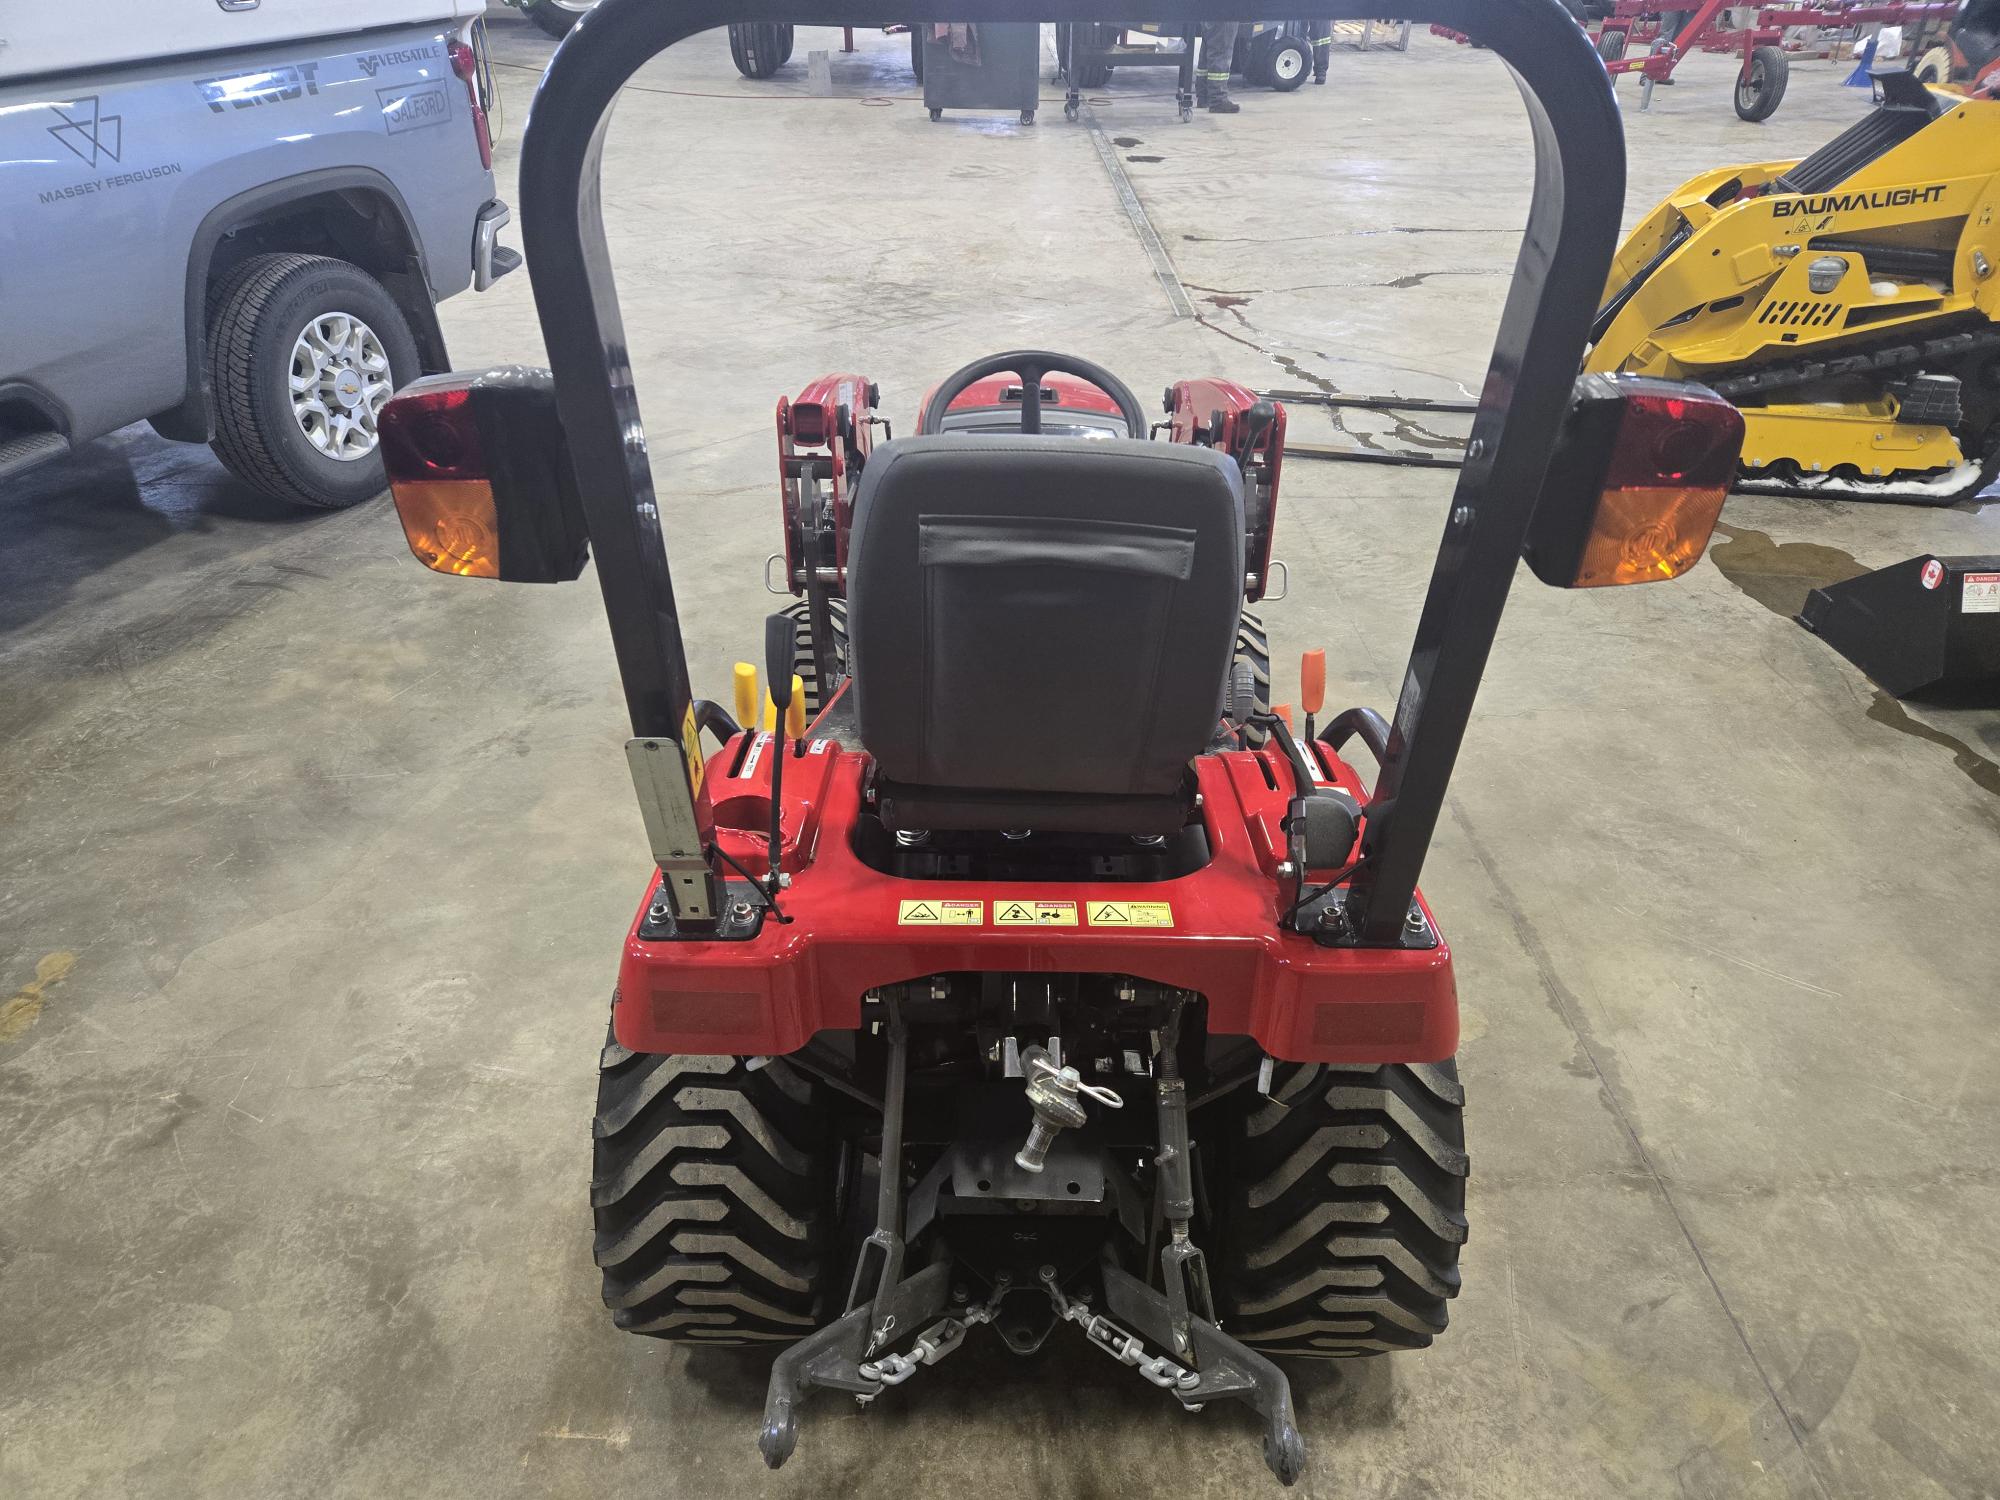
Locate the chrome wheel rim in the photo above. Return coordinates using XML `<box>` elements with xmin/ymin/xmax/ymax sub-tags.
<box><xmin>290</xmin><ymin>312</ymin><xmax>391</xmax><ymax>462</ymax></box>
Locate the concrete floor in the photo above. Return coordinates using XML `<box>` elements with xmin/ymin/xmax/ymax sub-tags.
<box><xmin>4</xmin><ymin>19</ymin><xmax>1999</xmax><ymax>1499</ymax></box>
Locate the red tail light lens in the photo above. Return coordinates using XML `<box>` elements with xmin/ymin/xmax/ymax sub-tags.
<box><xmin>448</xmin><ymin>38</ymin><xmax>493</xmax><ymax>170</ymax></box>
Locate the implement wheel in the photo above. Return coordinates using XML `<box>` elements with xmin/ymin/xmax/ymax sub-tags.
<box><xmin>593</xmin><ymin>1030</ymin><xmax>835</xmax><ymax>1343</ymax></box>
<box><xmin>1214</xmin><ymin>1059</ymin><xmax>1469</xmax><ymax>1357</ymax></box>
<box><xmin>1734</xmin><ymin>45</ymin><xmax>1789</xmax><ymax>122</ymax></box>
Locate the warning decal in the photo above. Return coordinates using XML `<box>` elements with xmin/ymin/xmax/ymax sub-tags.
<box><xmin>898</xmin><ymin>899</ymin><xmax>983</xmax><ymax>926</ymax></box>
<box><xmin>1086</xmin><ymin>901</ymin><xmax>1174</xmax><ymax>928</ymax></box>
<box><xmin>1963</xmin><ymin>572</ymin><xmax>2000</xmax><ymax>615</ymax></box>
<box><xmin>680</xmin><ymin>706</ymin><xmax>706</xmax><ymax>798</ymax></box>
<box><xmin>995</xmin><ymin>900</ymin><xmax>1079</xmax><ymax>927</ymax></box>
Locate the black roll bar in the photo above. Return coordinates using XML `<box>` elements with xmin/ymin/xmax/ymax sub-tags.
<box><xmin>518</xmin><ymin>0</ymin><xmax>1626</xmax><ymax>943</ymax></box>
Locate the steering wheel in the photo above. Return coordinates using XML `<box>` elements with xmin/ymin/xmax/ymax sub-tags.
<box><xmin>921</xmin><ymin>350</ymin><xmax>1149</xmax><ymax>438</ymax></box>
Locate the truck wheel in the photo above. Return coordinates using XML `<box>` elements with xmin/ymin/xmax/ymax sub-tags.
<box><xmin>593</xmin><ymin>1033</ymin><xmax>833</xmax><ymax>1343</ymax></box>
<box><xmin>911</xmin><ymin>26</ymin><xmax>925</xmax><ymax>81</ymax></box>
<box><xmin>1214</xmin><ymin>1060</ymin><xmax>1469</xmax><ymax>1357</ymax></box>
<box><xmin>1734</xmin><ymin>45</ymin><xmax>1789</xmax><ymax>122</ymax></box>
<box><xmin>1267</xmin><ymin>37</ymin><xmax>1311</xmax><ymax>90</ymax></box>
<box><xmin>206</xmin><ymin>253</ymin><xmax>419</xmax><ymax>511</ymax></box>
<box><xmin>781</xmin><ymin>598</ymin><xmax>848</xmax><ymax>715</ymax></box>
<box><xmin>730</xmin><ymin>22</ymin><xmax>789</xmax><ymax>79</ymax></box>
<box><xmin>527</xmin><ymin>0</ymin><xmax>593</xmax><ymax>39</ymax></box>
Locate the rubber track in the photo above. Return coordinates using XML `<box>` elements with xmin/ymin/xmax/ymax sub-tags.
<box><xmin>592</xmin><ymin>1036</ymin><xmax>828</xmax><ymax>1343</ymax></box>
<box><xmin>1218</xmin><ymin>1060</ymin><xmax>1468</xmax><ymax>1358</ymax></box>
<box><xmin>206</xmin><ymin>253</ymin><xmax>347</xmax><ymax>509</ymax></box>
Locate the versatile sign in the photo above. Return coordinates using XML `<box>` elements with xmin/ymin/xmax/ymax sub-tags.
<box><xmin>1086</xmin><ymin>901</ymin><xmax>1174</xmax><ymax>928</ymax></box>
<box><xmin>994</xmin><ymin>900</ymin><xmax>1079</xmax><ymax>927</ymax></box>
<box><xmin>898</xmin><ymin>899</ymin><xmax>983</xmax><ymax>926</ymax></box>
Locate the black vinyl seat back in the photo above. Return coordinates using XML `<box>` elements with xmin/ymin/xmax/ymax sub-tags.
<box><xmin>846</xmin><ymin>434</ymin><xmax>1244</xmax><ymax>832</ymax></box>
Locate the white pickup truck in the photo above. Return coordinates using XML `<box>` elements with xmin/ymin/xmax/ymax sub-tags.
<box><xmin>0</xmin><ymin>0</ymin><xmax>518</xmax><ymax>508</ymax></box>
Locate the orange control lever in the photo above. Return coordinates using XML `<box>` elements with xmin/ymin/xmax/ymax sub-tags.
<box><xmin>1300</xmin><ymin>651</ymin><xmax>1326</xmax><ymax>717</ymax></box>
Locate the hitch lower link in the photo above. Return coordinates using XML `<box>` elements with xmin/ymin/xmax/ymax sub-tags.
<box><xmin>758</xmin><ymin>1001</ymin><xmax>1306</xmax><ymax>1485</ymax></box>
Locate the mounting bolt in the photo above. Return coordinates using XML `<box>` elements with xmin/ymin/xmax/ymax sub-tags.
<box><xmin>1452</xmin><ymin>505</ymin><xmax>1473</xmax><ymax>527</ymax></box>
<box><xmin>1975</xmin><ymin>250</ymin><xmax>1993</xmax><ymax>281</ymax></box>
<box><xmin>1405</xmin><ymin>907</ymin><xmax>1427</xmax><ymax>934</ymax></box>
<box><xmin>1465</xmin><ymin>439</ymin><xmax>1485</xmax><ymax>461</ymax></box>
<box><xmin>1038</xmin><ymin>1264</ymin><xmax>1058</xmax><ymax>1283</ymax></box>
<box><xmin>729</xmin><ymin>899</ymin><xmax>754</xmax><ymax>922</ymax></box>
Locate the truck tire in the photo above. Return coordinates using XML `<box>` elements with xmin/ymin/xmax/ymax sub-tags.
<box><xmin>206</xmin><ymin>254</ymin><xmax>419</xmax><ymax>511</ymax></box>
<box><xmin>1734</xmin><ymin>45</ymin><xmax>1789</xmax><ymax>122</ymax></box>
<box><xmin>528</xmin><ymin>0</ymin><xmax>593</xmax><ymax>39</ymax></box>
<box><xmin>593</xmin><ymin>1033</ymin><xmax>833</xmax><ymax>1343</ymax></box>
<box><xmin>782</xmin><ymin>597</ymin><xmax>848</xmax><ymax>715</ymax></box>
<box><xmin>1215</xmin><ymin>1059</ymin><xmax>1468</xmax><ymax>1358</ymax></box>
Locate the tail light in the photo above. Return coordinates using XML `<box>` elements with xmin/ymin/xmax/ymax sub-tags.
<box><xmin>378</xmin><ymin>369</ymin><xmax>589</xmax><ymax>584</ymax></box>
<box><xmin>1524</xmin><ymin>374</ymin><xmax>1743</xmax><ymax>589</ymax></box>
<box><xmin>448</xmin><ymin>37</ymin><xmax>493</xmax><ymax>170</ymax></box>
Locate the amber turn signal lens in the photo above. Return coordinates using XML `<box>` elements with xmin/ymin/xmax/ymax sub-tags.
<box><xmin>1572</xmin><ymin>483</ymin><xmax>1730</xmax><ymax>588</ymax></box>
<box><xmin>388</xmin><ymin>478</ymin><xmax>501</xmax><ymax>578</ymax></box>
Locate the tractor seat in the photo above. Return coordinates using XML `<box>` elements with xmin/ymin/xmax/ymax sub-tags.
<box><xmin>846</xmin><ymin>434</ymin><xmax>1245</xmax><ymax>835</ymax></box>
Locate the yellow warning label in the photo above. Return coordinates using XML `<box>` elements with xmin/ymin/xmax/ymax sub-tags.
<box><xmin>1086</xmin><ymin>901</ymin><xmax>1174</xmax><ymax>928</ymax></box>
<box><xmin>994</xmin><ymin>900</ymin><xmax>1079</xmax><ymax>927</ymax></box>
<box><xmin>898</xmin><ymin>899</ymin><xmax>983</xmax><ymax>926</ymax></box>
<box><xmin>680</xmin><ymin>705</ymin><xmax>706</xmax><ymax>798</ymax></box>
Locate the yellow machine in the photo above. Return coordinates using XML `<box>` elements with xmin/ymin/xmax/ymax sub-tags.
<box><xmin>1587</xmin><ymin>73</ymin><xmax>2000</xmax><ymax>502</ymax></box>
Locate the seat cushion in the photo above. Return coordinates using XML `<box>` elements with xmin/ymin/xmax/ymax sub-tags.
<box><xmin>847</xmin><ymin>434</ymin><xmax>1244</xmax><ymax>803</ymax></box>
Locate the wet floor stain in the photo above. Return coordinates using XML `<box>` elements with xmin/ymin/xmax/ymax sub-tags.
<box><xmin>1111</xmin><ymin>135</ymin><xmax>1141</xmax><ymax>147</ymax></box>
<box><xmin>1708</xmin><ymin>523</ymin><xmax>1867</xmax><ymax>620</ymax></box>
<box><xmin>1125</xmin><ymin>154</ymin><xmax>1164</xmax><ymax>164</ymax></box>
<box><xmin>1</xmin><ymin>952</ymin><xmax>77</xmax><ymax>1045</ymax></box>
<box><xmin>1710</xmin><ymin>524</ymin><xmax>2000</xmax><ymax>800</ymax></box>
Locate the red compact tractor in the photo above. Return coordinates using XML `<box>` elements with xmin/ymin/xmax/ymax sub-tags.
<box><xmin>372</xmin><ymin>0</ymin><xmax>1746</xmax><ymax>1485</ymax></box>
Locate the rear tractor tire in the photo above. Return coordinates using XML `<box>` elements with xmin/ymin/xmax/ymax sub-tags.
<box><xmin>1216</xmin><ymin>1059</ymin><xmax>1469</xmax><ymax>1357</ymax></box>
<box><xmin>593</xmin><ymin>1035</ymin><xmax>833</xmax><ymax>1343</ymax></box>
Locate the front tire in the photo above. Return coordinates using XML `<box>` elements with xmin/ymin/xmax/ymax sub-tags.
<box><xmin>205</xmin><ymin>253</ymin><xmax>419</xmax><ymax>510</ymax></box>
<box><xmin>593</xmin><ymin>1033</ymin><xmax>833</xmax><ymax>1343</ymax></box>
<box><xmin>1267</xmin><ymin>37</ymin><xmax>1311</xmax><ymax>91</ymax></box>
<box><xmin>730</xmin><ymin>21</ymin><xmax>790</xmax><ymax>79</ymax></box>
<box><xmin>1215</xmin><ymin>1059</ymin><xmax>1469</xmax><ymax>1357</ymax></box>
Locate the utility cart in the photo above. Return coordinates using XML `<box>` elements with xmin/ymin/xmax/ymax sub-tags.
<box><xmin>1056</xmin><ymin>21</ymin><xmax>1199</xmax><ymax>119</ymax></box>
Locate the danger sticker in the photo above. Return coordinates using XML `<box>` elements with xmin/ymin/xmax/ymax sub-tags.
<box><xmin>680</xmin><ymin>705</ymin><xmax>705</xmax><ymax>798</ymax></box>
<box><xmin>995</xmin><ymin>900</ymin><xmax>1078</xmax><ymax>927</ymax></box>
<box><xmin>1962</xmin><ymin>572</ymin><xmax>2000</xmax><ymax>614</ymax></box>
<box><xmin>738</xmin><ymin>732</ymin><xmax>771</xmax><ymax>779</ymax></box>
<box><xmin>898</xmin><ymin>899</ymin><xmax>983</xmax><ymax>926</ymax></box>
<box><xmin>1086</xmin><ymin>901</ymin><xmax>1174</xmax><ymax>928</ymax></box>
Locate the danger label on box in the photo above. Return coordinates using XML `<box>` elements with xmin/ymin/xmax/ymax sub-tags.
<box><xmin>995</xmin><ymin>900</ymin><xmax>1078</xmax><ymax>927</ymax></box>
<box><xmin>1962</xmin><ymin>572</ymin><xmax>2000</xmax><ymax>615</ymax></box>
<box><xmin>898</xmin><ymin>899</ymin><xmax>983</xmax><ymax>926</ymax></box>
<box><xmin>1086</xmin><ymin>901</ymin><xmax>1174</xmax><ymax>928</ymax></box>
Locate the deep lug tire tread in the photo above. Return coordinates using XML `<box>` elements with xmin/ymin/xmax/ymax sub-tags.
<box><xmin>592</xmin><ymin>1033</ymin><xmax>829</xmax><ymax>1344</ymax></box>
<box><xmin>783</xmin><ymin>597</ymin><xmax>848</xmax><ymax>716</ymax></box>
<box><xmin>1218</xmin><ymin>1059</ymin><xmax>1468</xmax><ymax>1358</ymax></box>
